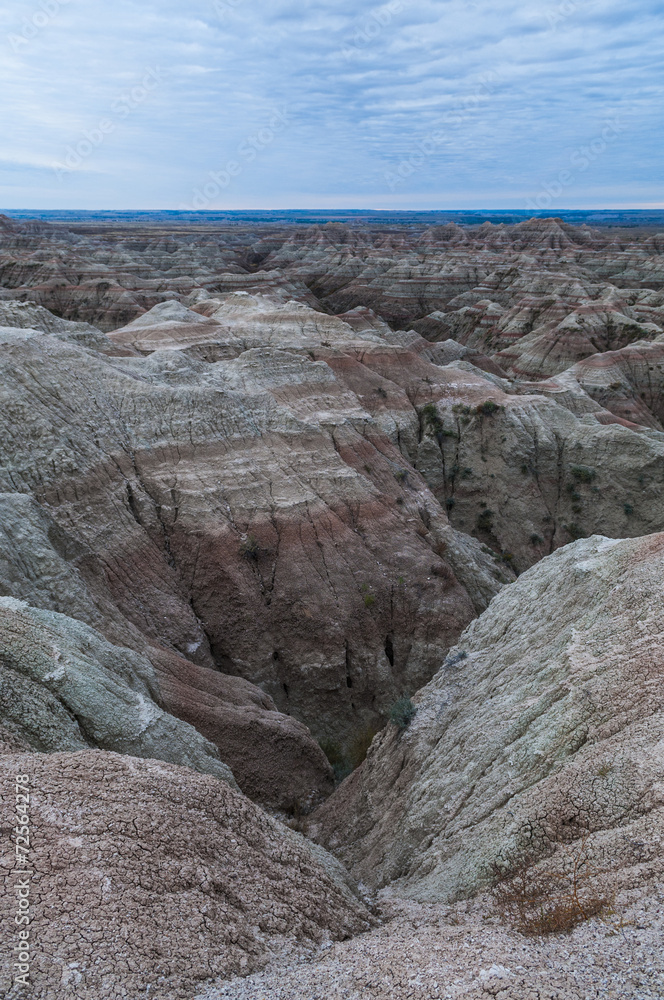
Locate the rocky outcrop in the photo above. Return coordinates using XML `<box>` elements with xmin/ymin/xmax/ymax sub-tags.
<box><xmin>0</xmin><ymin>320</ymin><xmax>505</xmax><ymax>760</ymax></box>
<box><xmin>0</xmin><ymin>596</ymin><xmax>236</xmax><ymax>785</ymax></box>
<box><xmin>0</xmin><ymin>491</ymin><xmax>333</xmax><ymax>810</ymax></box>
<box><xmin>312</xmin><ymin>533</ymin><xmax>664</xmax><ymax>902</ymax></box>
<box><xmin>0</xmin><ymin>749</ymin><xmax>373</xmax><ymax>1000</ymax></box>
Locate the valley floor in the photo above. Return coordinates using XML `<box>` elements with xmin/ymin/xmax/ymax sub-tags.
<box><xmin>199</xmin><ymin>893</ymin><xmax>664</xmax><ymax>1000</ymax></box>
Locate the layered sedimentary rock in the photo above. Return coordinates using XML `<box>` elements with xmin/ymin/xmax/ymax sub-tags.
<box><xmin>0</xmin><ymin>318</ymin><xmax>505</xmax><ymax>767</ymax></box>
<box><xmin>0</xmin><ymin>490</ymin><xmax>332</xmax><ymax>809</ymax></box>
<box><xmin>312</xmin><ymin>533</ymin><xmax>664</xmax><ymax>903</ymax></box>
<box><xmin>0</xmin><ymin>747</ymin><xmax>373</xmax><ymax>1000</ymax></box>
<box><xmin>2</xmin><ymin>211</ymin><xmax>664</xmax><ymax>805</ymax></box>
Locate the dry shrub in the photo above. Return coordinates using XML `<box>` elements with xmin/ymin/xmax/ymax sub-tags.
<box><xmin>492</xmin><ymin>836</ymin><xmax>614</xmax><ymax>936</ymax></box>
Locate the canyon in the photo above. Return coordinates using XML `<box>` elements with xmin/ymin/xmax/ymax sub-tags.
<box><xmin>1</xmin><ymin>212</ymin><xmax>663</xmax><ymax>998</ymax></box>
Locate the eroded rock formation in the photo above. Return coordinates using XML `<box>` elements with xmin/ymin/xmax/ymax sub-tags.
<box><xmin>0</xmin><ymin>746</ymin><xmax>373</xmax><ymax>1000</ymax></box>
<box><xmin>312</xmin><ymin>533</ymin><xmax>664</xmax><ymax>903</ymax></box>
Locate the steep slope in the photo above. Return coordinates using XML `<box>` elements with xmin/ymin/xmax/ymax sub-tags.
<box><xmin>312</xmin><ymin>533</ymin><xmax>664</xmax><ymax>903</ymax></box>
<box><xmin>0</xmin><ymin>321</ymin><xmax>504</xmax><ymax>762</ymax></box>
<box><xmin>0</xmin><ymin>747</ymin><xmax>373</xmax><ymax>1000</ymax></box>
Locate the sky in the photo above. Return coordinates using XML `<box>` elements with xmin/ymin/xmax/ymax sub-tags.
<box><xmin>0</xmin><ymin>0</ymin><xmax>662</xmax><ymax>210</ymax></box>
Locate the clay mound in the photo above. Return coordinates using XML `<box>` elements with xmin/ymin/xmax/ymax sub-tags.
<box><xmin>311</xmin><ymin>533</ymin><xmax>664</xmax><ymax>903</ymax></box>
<box><xmin>0</xmin><ymin>596</ymin><xmax>236</xmax><ymax>786</ymax></box>
<box><xmin>109</xmin><ymin>299</ymin><xmax>232</xmax><ymax>354</ymax></box>
<box><xmin>0</xmin><ymin>750</ymin><xmax>374</xmax><ymax>1000</ymax></box>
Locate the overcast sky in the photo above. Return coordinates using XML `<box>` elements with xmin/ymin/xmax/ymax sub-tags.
<box><xmin>1</xmin><ymin>0</ymin><xmax>661</xmax><ymax>209</ymax></box>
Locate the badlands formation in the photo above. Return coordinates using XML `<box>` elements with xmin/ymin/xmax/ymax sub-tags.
<box><xmin>0</xmin><ymin>213</ymin><xmax>663</xmax><ymax>998</ymax></box>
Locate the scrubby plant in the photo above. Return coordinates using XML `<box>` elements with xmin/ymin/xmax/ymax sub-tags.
<box><xmin>624</xmin><ymin>502</ymin><xmax>634</xmax><ymax>516</ymax></box>
<box><xmin>389</xmin><ymin>697</ymin><xmax>417</xmax><ymax>729</ymax></box>
<box><xmin>363</xmin><ymin>593</ymin><xmax>376</xmax><ymax>608</ymax></box>
<box><xmin>394</xmin><ymin>468</ymin><xmax>409</xmax><ymax>485</ymax></box>
<box><xmin>570</xmin><ymin>465</ymin><xmax>596</xmax><ymax>483</ymax></box>
<box><xmin>530</xmin><ymin>533</ymin><xmax>544</xmax><ymax>545</ymax></box>
<box><xmin>475</xmin><ymin>400</ymin><xmax>500</xmax><ymax>416</ymax></box>
<box><xmin>492</xmin><ymin>836</ymin><xmax>614</xmax><ymax>937</ymax></box>
<box><xmin>421</xmin><ymin>402</ymin><xmax>455</xmax><ymax>443</ymax></box>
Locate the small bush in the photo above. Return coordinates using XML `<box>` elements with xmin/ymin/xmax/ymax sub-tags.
<box><xmin>624</xmin><ymin>502</ymin><xmax>634</xmax><ymax>516</ymax></box>
<box><xmin>492</xmin><ymin>836</ymin><xmax>613</xmax><ymax>937</ymax></box>
<box><xmin>240</xmin><ymin>535</ymin><xmax>260</xmax><ymax>561</ymax></box>
<box><xmin>389</xmin><ymin>697</ymin><xmax>417</xmax><ymax>729</ymax></box>
<box><xmin>530</xmin><ymin>533</ymin><xmax>544</xmax><ymax>545</ymax></box>
<box><xmin>445</xmin><ymin>497</ymin><xmax>456</xmax><ymax>510</ymax></box>
<box><xmin>363</xmin><ymin>593</ymin><xmax>376</xmax><ymax>608</ymax></box>
<box><xmin>475</xmin><ymin>400</ymin><xmax>500</xmax><ymax>417</ymax></box>
<box><xmin>394</xmin><ymin>469</ymin><xmax>410</xmax><ymax>485</ymax></box>
<box><xmin>570</xmin><ymin>466</ymin><xmax>596</xmax><ymax>484</ymax></box>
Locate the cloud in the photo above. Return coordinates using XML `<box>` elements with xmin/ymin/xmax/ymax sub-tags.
<box><xmin>0</xmin><ymin>0</ymin><xmax>661</xmax><ymax>208</ymax></box>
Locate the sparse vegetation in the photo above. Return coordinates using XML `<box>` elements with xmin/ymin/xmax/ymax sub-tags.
<box><xmin>363</xmin><ymin>593</ymin><xmax>376</xmax><ymax>608</ymax></box>
<box><xmin>492</xmin><ymin>836</ymin><xmax>614</xmax><ymax>936</ymax></box>
<box><xmin>596</xmin><ymin>761</ymin><xmax>614</xmax><ymax>777</ymax></box>
<box><xmin>389</xmin><ymin>697</ymin><xmax>417</xmax><ymax>729</ymax></box>
<box><xmin>475</xmin><ymin>400</ymin><xmax>501</xmax><ymax>416</ymax></box>
<box><xmin>530</xmin><ymin>533</ymin><xmax>544</xmax><ymax>545</ymax></box>
<box><xmin>570</xmin><ymin>465</ymin><xmax>596</xmax><ymax>483</ymax></box>
<box><xmin>624</xmin><ymin>502</ymin><xmax>634</xmax><ymax>515</ymax></box>
<box><xmin>421</xmin><ymin>402</ymin><xmax>456</xmax><ymax>442</ymax></box>
<box><xmin>394</xmin><ymin>468</ymin><xmax>409</xmax><ymax>485</ymax></box>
